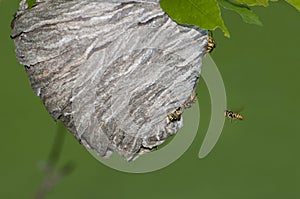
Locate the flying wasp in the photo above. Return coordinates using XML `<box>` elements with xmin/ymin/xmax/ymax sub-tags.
<box><xmin>224</xmin><ymin>110</ymin><xmax>244</xmax><ymax>121</ymax></box>
<box><xmin>167</xmin><ymin>107</ymin><xmax>183</xmax><ymax>122</ymax></box>
<box><xmin>206</xmin><ymin>35</ymin><xmax>216</xmax><ymax>53</ymax></box>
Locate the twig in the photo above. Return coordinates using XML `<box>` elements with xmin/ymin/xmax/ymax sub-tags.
<box><xmin>34</xmin><ymin>122</ymin><xmax>75</xmax><ymax>199</ymax></box>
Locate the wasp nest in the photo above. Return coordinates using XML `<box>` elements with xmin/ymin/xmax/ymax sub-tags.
<box><xmin>11</xmin><ymin>0</ymin><xmax>208</xmax><ymax>161</ymax></box>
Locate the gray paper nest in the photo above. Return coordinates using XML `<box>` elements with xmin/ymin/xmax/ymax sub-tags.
<box><xmin>11</xmin><ymin>0</ymin><xmax>208</xmax><ymax>161</ymax></box>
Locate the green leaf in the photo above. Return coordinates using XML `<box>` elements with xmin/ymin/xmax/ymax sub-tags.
<box><xmin>285</xmin><ymin>0</ymin><xmax>300</xmax><ymax>11</ymax></box>
<box><xmin>28</xmin><ymin>0</ymin><xmax>36</xmax><ymax>7</ymax></box>
<box><xmin>160</xmin><ymin>0</ymin><xmax>230</xmax><ymax>37</ymax></box>
<box><xmin>219</xmin><ymin>0</ymin><xmax>263</xmax><ymax>26</ymax></box>
<box><xmin>232</xmin><ymin>0</ymin><xmax>269</xmax><ymax>6</ymax></box>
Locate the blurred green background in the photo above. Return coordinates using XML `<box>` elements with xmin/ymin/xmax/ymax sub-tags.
<box><xmin>1</xmin><ymin>0</ymin><xmax>299</xmax><ymax>199</ymax></box>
